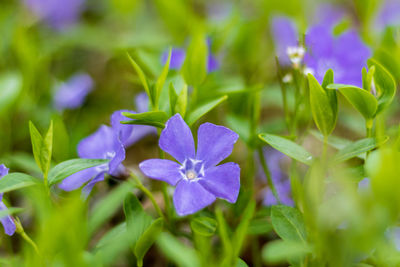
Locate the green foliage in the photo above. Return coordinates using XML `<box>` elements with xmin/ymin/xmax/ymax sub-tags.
<box><xmin>122</xmin><ymin>110</ymin><xmax>168</xmax><ymax>128</ymax></box>
<box><xmin>29</xmin><ymin>121</ymin><xmax>53</xmax><ymax>178</ymax></box>
<box><xmin>190</xmin><ymin>216</ymin><xmax>218</xmax><ymax>237</ymax></box>
<box><xmin>270</xmin><ymin>205</ymin><xmax>307</xmax><ymax>243</ymax></box>
<box><xmin>186</xmin><ymin>95</ymin><xmax>228</xmax><ymax>126</ymax></box>
<box><xmin>0</xmin><ymin>172</ymin><xmax>39</xmax><ymax>193</ymax></box>
<box><xmin>308</xmin><ymin>70</ymin><xmax>338</xmax><ymax>136</ymax></box>
<box><xmin>182</xmin><ymin>33</ymin><xmax>208</xmax><ymax>87</ymax></box>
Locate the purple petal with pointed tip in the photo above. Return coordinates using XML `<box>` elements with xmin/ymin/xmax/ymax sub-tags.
<box><xmin>159</xmin><ymin>114</ymin><xmax>195</xmax><ymax>163</ymax></box>
<box><xmin>0</xmin><ymin>202</ymin><xmax>15</xmax><ymax>236</ymax></box>
<box><xmin>139</xmin><ymin>159</ymin><xmax>182</xmax><ymax>186</ymax></box>
<box><xmin>199</xmin><ymin>162</ymin><xmax>240</xmax><ymax>203</ymax></box>
<box><xmin>173</xmin><ymin>179</ymin><xmax>216</xmax><ymax>216</ymax></box>
<box><xmin>81</xmin><ymin>172</ymin><xmax>105</xmax><ymax>198</ymax></box>
<box><xmin>196</xmin><ymin>123</ymin><xmax>239</xmax><ymax>168</ymax></box>
<box><xmin>271</xmin><ymin>16</ymin><xmax>298</xmax><ymax>65</ymax></box>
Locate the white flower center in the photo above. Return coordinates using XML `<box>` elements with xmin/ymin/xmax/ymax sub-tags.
<box><xmin>186</xmin><ymin>170</ymin><xmax>197</xmax><ymax>180</ymax></box>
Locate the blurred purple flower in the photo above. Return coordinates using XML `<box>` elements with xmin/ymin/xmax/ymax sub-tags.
<box><xmin>54</xmin><ymin>73</ymin><xmax>93</xmax><ymax>111</ymax></box>
<box><xmin>140</xmin><ymin>114</ymin><xmax>240</xmax><ymax>216</ymax></box>
<box><xmin>0</xmin><ymin>165</ymin><xmax>16</xmax><ymax>236</ymax></box>
<box><xmin>261</xmin><ymin>148</ymin><xmax>293</xmax><ymax>206</ymax></box>
<box><xmin>111</xmin><ymin>94</ymin><xmax>157</xmax><ymax>147</ymax></box>
<box><xmin>375</xmin><ymin>0</ymin><xmax>400</xmax><ymax>32</ymax></box>
<box><xmin>24</xmin><ymin>0</ymin><xmax>86</xmax><ymax>30</ymax></box>
<box><xmin>59</xmin><ymin>125</ymin><xmax>126</xmax><ymax>196</ymax></box>
<box><xmin>313</xmin><ymin>4</ymin><xmax>345</xmax><ymax>28</ymax></box>
<box><xmin>304</xmin><ymin>27</ymin><xmax>370</xmax><ymax>87</ymax></box>
<box><xmin>270</xmin><ymin>16</ymin><xmax>299</xmax><ymax>66</ymax></box>
<box><xmin>161</xmin><ymin>40</ymin><xmax>219</xmax><ymax>73</ymax></box>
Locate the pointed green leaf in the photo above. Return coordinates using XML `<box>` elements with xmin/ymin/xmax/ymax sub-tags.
<box><xmin>368</xmin><ymin>58</ymin><xmax>397</xmax><ymax>114</ymax></box>
<box><xmin>127</xmin><ymin>53</ymin><xmax>152</xmax><ymax>106</ymax></box>
<box><xmin>333</xmin><ymin>136</ymin><xmax>388</xmax><ymax>163</ymax></box>
<box><xmin>155</xmin><ymin>48</ymin><xmax>171</xmax><ymax>107</ymax></box>
<box><xmin>182</xmin><ymin>33</ymin><xmax>208</xmax><ymax>86</ymax></box>
<box><xmin>135</xmin><ymin>218</ymin><xmax>164</xmax><ymax>266</ymax></box>
<box><xmin>169</xmin><ymin>83</ymin><xmax>178</xmax><ymax>115</ymax></box>
<box><xmin>308</xmin><ymin>72</ymin><xmax>337</xmax><ymax>136</ymax></box>
<box><xmin>327</xmin><ymin>84</ymin><xmax>378</xmax><ymax>119</ymax></box>
<box><xmin>258</xmin><ymin>133</ymin><xmax>314</xmax><ymax>165</ymax></box>
<box><xmin>0</xmin><ymin>173</ymin><xmax>39</xmax><ymax>193</ymax></box>
<box><xmin>29</xmin><ymin>121</ymin><xmax>53</xmax><ymax>176</ymax></box>
<box><xmin>262</xmin><ymin>239</ymin><xmax>310</xmax><ymax>264</ymax></box>
<box><xmin>121</xmin><ymin>119</ymin><xmax>165</xmax><ymax>128</ymax></box>
<box><xmin>122</xmin><ymin>111</ymin><xmax>168</xmax><ymax>122</ymax></box>
<box><xmin>186</xmin><ymin>95</ymin><xmax>228</xmax><ymax>126</ymax></box>
<box><xmin>271</xmin><ymin>205</ymin><xmax>307</xmax><ymax>243</ymax></box>
<box><xmin>48</xmin><ymin>158</ymin><xmax>109</xmax><ymax>186</ymax></box>
<box><xmin>175</xmin><ymin>84</ymin><xmax>188</xmax><ymax>117</ymax></box>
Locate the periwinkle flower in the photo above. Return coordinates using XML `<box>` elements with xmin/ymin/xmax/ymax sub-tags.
<box><xmin>111</xmin><ymin>93</ymin><xmax>157</xmax><ymax>147</ymax></box>
<box><xmin>161</xmin><ymin>40</ymin><xmax>219</xmax><ymax>73</ymax></box>
<box><xmin>24</xmin><ymin>0</ymin><xmax>86</xmax><ymax>30</ymax></box>
<box><xmin>375</xmin><ymin>0</ymin><xmax>400</xmax><ymax>32</ymax></box>
<box><xmin>0</xmin><ymin>165</ymin><xmax>16</xmax><ymax>236</ymax></box>
<box><xmin>140</xmin><ymin>114</ymin><xmax>240</xmax><ymax>216</ymax></box>
<box><xmin>54</xmin><ymin>73</ymin><xmax>93</xmax><ymax>111</ymax></box>
<box><xmin>59</xmin><ymin>125</ymin><xmax>126</xmax><ymax>195</ymax></box>
<box><xmin>304</xmin><ymin>27</ymin><xmax>371</xmax><ymax>87</ymax></box>
<box><xmin>261</xmin><ymin>148</ymin><xmax>293</xmax><ymax>206</ymax></box>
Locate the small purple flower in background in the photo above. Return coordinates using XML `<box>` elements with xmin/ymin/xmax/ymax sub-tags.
<box><xmin>375</xmin><ymin>0</ymin><xmax>400</xmax><ymax>32</ymax></box>
<box><xmin>358</xmin><ymin>177</ymin><xmax>370</xmax><ymax>192</ymax></box>
<box><xmin>59</xmin><ymin>125</ymin><xmax>126</xmax><ymax>196</ymax></box>
<box><xmin>54</xmin><ymin>73</ymin><xmax>93</xmax><ymax>111</ymax></box>
<box><xmin>0</xmin><ymin>165</ymin><xmax>16</xmax><ymax>236</ymax></box>
<box><xmin>261</xmin><ymin>148</ymin><xmax>293</xmax><ymax>207</ymax></box>
<box><xmin>140</xmin><ymin>114</ymin><xmax>240</xmax><ymax>216</ymax></box>
<box><xmin>111</xmin><ymin>93</ymin><xmax>157</xmax><ymax>147</ymax></box>
<box><xmin>24</xmin><ymin>0</ymin><xmax>86</xmax><ymax>30</ymax></box>
<box><xmin>161</xmin><ymin>39</ymin><xmax>219</xmax><ymax>73</ymax></box>
<box><xmin>304</xmin><ymin>27</ymin><xmax>371</xmax><ymax>87</ymax></box>
<box><xmin>390</xmin><ymin>227</ymin><xmax>400</xmax><ymax>251</ymax></box>
<box><xmin>270</xmin><ymin>16</ymin><xmax>299</xmax><ymax>66</ymax></box>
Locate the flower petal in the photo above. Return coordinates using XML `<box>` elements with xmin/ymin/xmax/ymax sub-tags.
<box><xmin>173</xmin><ymin>180</ymin><xmax>216</xmax><ymax>216</ymax></box>
<box><xmin>196</xmin><ymin>123</ymin><xmax>239</xmax><ymax>168</ymax></box>
<box><xmin>59</xmin><ymin>166</ymin><xmax>103</xmax><ymax>191</ymax></box>
<box><xmin>81</xmin><ymin>172</ymin><xmax>105</xmax><ymax>198</ymax></box>
<box><xmin>108</xmin><ymin>141</ymin><xmax>126</xmax><ymax>176</ymax></box>
<box><xmin>0</xmin><ymin>202</ymin><xmax>15</xmax><ymax>236</ymax></box>
<box><xmin>78</xmin><ymin>125</ymin><xmax>120</xmax><ymax>159</ymax></box>
<box><xmin>199</xmin><ymin>162</ymin><xmax>240</xmax><ymax>203</ymax></box>
<box><xmin>139</xmin><ymin>159</ymin><xmax>182</xmax><ymax>186</ymax></box>
<box><xmin>270</xmin><ymin>16</ymin><xmax>299</xmax><ymax>65</ymax></box>
<box><xmin>159</xmin><ymin>114</ymin><xmax>195</xmax><ymax>163</ymax></box>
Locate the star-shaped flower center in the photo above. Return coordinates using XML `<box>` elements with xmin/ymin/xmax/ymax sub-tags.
<box><xmin>180</xmin><ymin>158</ymin><xmax>205</xmax><ymax>181</ymax></box>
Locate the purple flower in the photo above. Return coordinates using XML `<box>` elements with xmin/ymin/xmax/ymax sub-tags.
<box><xmin>261</xmin><ymin>148</ymin><xmax>293</xmax><ymax>206</ymax></box>
<box><xmin>111</xmin><ymin>94</ymin><xmax>157</xmax><ymax>147</ymax></box>
<box><xmin>375</xmin><ymin>0</ymin><xmax>400</xmax><ymax>32</ymax></box>
<box><xmin>0</xmin><ymin>165</ymin><xmax>16</xmax><ymax>236</ymax></box>
<box><xmin>24</xmin><ymin>0</ymin><xmax>86</xmax><ymax>30</ymax></box>
<box><xmin>54</xmin><ymin>73</ymin><xmax>93</xmax><ymax>111</ymax></box>
<box><xmin>59</xmin><ymin>125</ymin><xmax>126</xmax><ymax>195</ymax></box>
<box><xmin>270</xmin><ymin>16</ymin><xmax>299</xmax><ymax>66</ymax></box>
<box><xmin>139</xmin><ymin>114</ymin><xmax>240</xmax><ymax>216</ymax></box>
<box><xmin>304</xmin><ymin>27</ymin><xmax>371</xmax><ymax>87</ymax></box>
<box><xmin>161</xmin><ymin>40</ymin><xmax>219</xmax><ymax>73</ymax></box>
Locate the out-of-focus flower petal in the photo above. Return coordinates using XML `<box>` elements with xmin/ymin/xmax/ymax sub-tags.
<box><xmin>199</xmin><ymin>162</ymin><xmax>240</xmax><ymax>203</ymax></box>
<box><xmin>54</xmin><ymin>73</ymin><xmax>93</xmax><ymax>111</ymax></box>
<box><xmin>78</xmin><ymin>125</ymin><xmax>120</xmax><ymax>159</ymax></box>
<box><xmin>162</xmin><ymin>48</ymin><xmax>186</xmax><ymax>69</ymax></box>
<box><xmin>196</xmin><ymin>123</ymin><xmax>239</xmax><ymax>168</ymax></box>
<box><xmin>271</xmin><ymin>16</ymin><xmax>299</xmax><ymax>65</ymax></box>
<box><xmin>59</xmin><ymin>166</ymin><xmax>104</xmax><ymax>191</ymax></box>
<box><xmin>81</xmin><ymin>172</ymin><xmax>105</xmax><ymax>198</ymax></box>
<box><xmin>0</xmin><ymin>202</ymin><xmax>15</xmax><ymax>236</ymax></box>
<box><xmin>159</xmin><ymin>114</ymin><xmax>195</xmax><ymax>163</ymax></box>
<box><xmin>139</xmin><ymin>159</ymin><xmax>182</xmax><ymax>186</ymax></box>
<box><xmin>173</xmin><ymin>179</ymin><xmax>216</xmax><ymax>216</ymax></box>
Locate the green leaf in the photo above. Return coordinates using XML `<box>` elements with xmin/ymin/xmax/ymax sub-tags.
<box><xmin>186</xmin><ymin>95</ymin><xmax>228</xmax><ymax>126</ymax></box>
<box><xmin>232</xmin><ymin>200</ymin><xmax>256</xmax><ymax>258</ymax></box>
<box><xmin>0</xmin><ymin>173</ymin><xmax>39</xmax><ymax>194</ymax></box>
<box><xmin>135</xmin><ymin>218</ymin><xmax>164</xmax><ymax>266</ymax></box>
<box><xmin>182</xmin><ymin>33</ymin><xmax>208</xmax><ymax>86</ymax></box>
<box><xmin>121</xmin><ymin>119</ymin><xmax>165</xmax><ymax>128</ymax></box>
<box><xmin>327</xmin><ymin>84</ymin><xmax>378</xmax><ymax>119</ymax></box>
<box><xmin>258</xmin><ymin>133</ymin><xmax>314</xmax><ymax>165</ymax></box>
<box><xmin>308</xmin><ymin>71</ymin><xmax>338</xmax><ymax>136</ymax></box>
<box><xmin>155</xmin><ymin>48</ymin><xmax>171</xmax><ymax>107</ymax></box>
<box><xmin>190</xmin><ymin>216</ymin><xmax>218</xmax><ymax>237</ymax></box>
<box><xmin>271</xmin><ymin>205</ymin><xmax>307</xmax><ymax>243</ymax></box>
<box><xmin>123</xmin><ymin>193</ymin><xmax>153</xmax><ymax>246</ymax></box>
<box><xmin>95</xmin><ymin>223</ymin><xmax>127</xmax><ymax>250</ymax></box>
<box><xmin>262</xmin><ymin>240</ymin><xmax>310</xmax><ymax>264</ymax></box>
<box><xmin>368</xmin><ymin>58</ymin><xmax>397</xmax><ymax>114</ymax></box>
<box><xmin>29</xmin><ymin>121</ymin><xmax>53</xmax><ymax>176</ymax></box>
<box><xmin>88</xmin><ymin>182</ymin><xmax>133</xmax><ymax>236</ymax></box>
<box><xmin>0</xmin><ymin>207</ymin><xmax>24</xmax><ymax>218</ymax></box>
<box><xmin>48</xmin><ymin>158</ymin><xmax>109</xmax><ymax>186</ymax></box>
<box><xmin>333</xmin><ymin>136</ymin><xmax>388</xmax><ymax>163</ymax></box>
<box><xmin>0</xmin><ymin>72</ymin><xmax>22</xmax><ymax>114</ymax></box>
<box><xmin>236</xmin><ymin>258</ymin><xmax>248</xmax><ymax>267</ymax></box>
<box><xmin>122</xmin><ymin>110</ymin><xmax>168</xmax><ymax>128</ymax></box>
<box><xmin>175</xmin><ymin>84</ymin><xmax>188</xmax><ymax>117</ymax></box>
<box><xmin>248</xmin><ymin>209</ymin><xmax>273</xmax><ymax>235</ymax></box>
<box><xmin>127</xmin><ymin>53</ymin><xmax>152</xmax><ymax>106</ymax></box>
<box><xmin>156</xmin><ymin>232</ymin><xmax>201</xmax><ymax>267</ymax></box>
<box><xmin>169</xmin><ymin>83</ymin><xmax>178</xmax><ymax>115</ymax></box>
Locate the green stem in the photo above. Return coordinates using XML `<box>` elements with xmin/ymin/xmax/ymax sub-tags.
<box><xmin>15</xmin><ymin>218</ymin><xmax>40</xmax><ymax>255</ymax></box>
<box><xmin>366</xmin><ymin>119</ymin><xmax>373</xmax><ymax>138</ymax></box>
<box><xmin>130</xmin><ymin>173</ymin><xmax>166</xmax><ymax>222</ymax></box>
<box><xmin>258</xmin><ymin>147</ymin><xmax>280</xmax><ymax>203</ymax></box>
